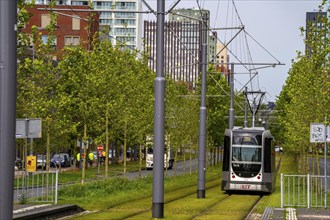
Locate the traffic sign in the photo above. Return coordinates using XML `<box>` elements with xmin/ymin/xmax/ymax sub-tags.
<box><xmin>310</xmin><ymin>123</ymin><xmax>325</xmax><ymax>143</ymax></box>
<box><xmin>16</xmin><ymin>118</ymin><xmax>42</xmax><ymax>138</ymax></box>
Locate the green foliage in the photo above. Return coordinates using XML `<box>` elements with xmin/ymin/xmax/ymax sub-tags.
<box><xmin>58</xmin><ymin>176</ymin><xmax>153</xmax><ymax>198</ymax></box>
<box><xmin>275</xmin><ymin>2</ymin><xmax>329</xmax><ymax>167</ymax></box>
<box><xmin>166</xmin><ymin>80</ymin><xmax>199</xmax><ymax>155</ymax></box>
<box><xmin>205</xmin><ymin>66</ymin><xmax>230</xmax><ymax>147</ymax></box>
<box><xmin>16</xmin><ymin>2</ymin><xmax>230</xmax><ymax>178</ymax></box>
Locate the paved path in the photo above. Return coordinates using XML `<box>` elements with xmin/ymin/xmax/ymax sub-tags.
<box><xmin>260</xmin><ymin>207</ymin><xmax>330</xmax><ymax>220</ymax></box>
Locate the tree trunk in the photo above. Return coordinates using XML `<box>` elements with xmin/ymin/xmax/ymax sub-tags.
<box><xmin>82</xmin><ymin>123</ymin><xmax>87</xmax><ymax>184</ymax></box>
<box><xmin>46</xmin><ymin>119</ymin><xmax>51</xmax><ymax>171</ymax></box>
<box><xmin>123</xmin><ymin>121</ymin><xmax>127</xmax><ymax>177</ymax></box>
<box><xmin>105</xmin><ymin>104</ymin><xmax>109</xmax><ymax>178</ymax></box>
<box><xmin>138</xmin><ymin>144</ymin><xmax>142</xmax><ymax>178</ymax></box>
<box><xmin>174</xmin><ymin>149</ymin><xmax>178</xmax><ymax>177</ymax></box>
<box><xmin>189</xmin><ymin>143</ymin><xmax>192</xmax><ymax>175</ymax></box>
<box><xmin>183</xmin><ymin>147</ymin><xmax>186</xmax><ymax>175</ymax></box>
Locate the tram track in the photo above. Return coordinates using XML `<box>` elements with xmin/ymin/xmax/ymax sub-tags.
<box><xmin>191</xmin><ymin>195</ymin><xmax>232</xmax><ymax>219</ymax></box>
<box><xmin>191</xmin><ymin>194</ymin><xmax>262</xmax><ymax>220</ymax></box>
<box><xmin>106</xmin><ymin>178</ymin><xmax>222</xmax><ymax>219</ymax></box>
<box><xmin>74</xmin><ymin>176</ymin><xmax>265</xmax><ymax>220</ymax></box>
<box><xmin>119</xmin><ymin>182</ymin><xmax>262</xmax><ymax>220</ymax></box>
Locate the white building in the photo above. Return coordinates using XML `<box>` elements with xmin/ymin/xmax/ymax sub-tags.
<box><xmin>34</xmin><ymin>0</ymin><xmax>143</xmax><ymax>51</ymax></box>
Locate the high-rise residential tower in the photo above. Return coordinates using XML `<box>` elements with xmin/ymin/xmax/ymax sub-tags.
<box><xmin>169</xmin><ymin>8</ymin><xmax>217</xmax><ymax>63</ymax></box>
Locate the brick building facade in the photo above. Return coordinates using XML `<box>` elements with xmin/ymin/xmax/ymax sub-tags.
<box><xmin>22</xmin><ymin>4</ymin><xmax>99</xmax><ymax>59</ymax></box>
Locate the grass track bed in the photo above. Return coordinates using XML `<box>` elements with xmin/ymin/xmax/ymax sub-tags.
<box><xmin>193</xmin><ymin>194</ymin><xmax>261</xmax><ymax>220</ymax></box>
<box><xmin>73</xmin><ymin>179</ymin><xmax>221</xmax><ymax>219</ymax></box>
<box><xmin>62</xmin><ymin>154</ymin><xmax>289</xmax><ymax>219</ymax></box>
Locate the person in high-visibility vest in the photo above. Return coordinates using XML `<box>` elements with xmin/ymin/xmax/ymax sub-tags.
<box><xmin>76</xmin><ymin>153</ymin><xmax>80</xmax><ymax>168</ymax></box>
<box><xmin>88</xmin><ymin>152</ymin><xmax>94</xmax><ymax>167</ymax></box>
<box><xmin>101</xmin><ymin>150</ymin><xmax>106</xmax><ymax>164</ymax></box>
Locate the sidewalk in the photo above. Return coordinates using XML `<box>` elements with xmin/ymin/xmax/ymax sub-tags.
<box><xmin>262</xmin><ymin>207</ymin><xmax>330</xmax><ymax>220</ymax></box>
<box><xmin>13</xmin><ymin>204</ymin><xmax>84</xmax><ymax>220</ymax></box>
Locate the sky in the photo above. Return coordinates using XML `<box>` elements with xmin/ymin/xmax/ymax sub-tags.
<box><xmin>142</xmin><ymin>0</ymin><xmax>323</xmax><ymax>102</ymax></box>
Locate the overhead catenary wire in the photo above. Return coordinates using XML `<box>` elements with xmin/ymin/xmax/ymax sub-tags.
<box><xmin>177</xmin><ymin>0</ymin><xmax>282</xmax><ymax>106</ymax></box>
<box><xmin>42</xmin><ymin>0</ymin><xmax>283</xmax><ymax>104</ymax></box>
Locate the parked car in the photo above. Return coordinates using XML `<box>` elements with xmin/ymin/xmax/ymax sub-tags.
<box><xmin>50</xmin><ymin>153</ymin><xmax>71</xmax><ymax>167</ymax></box>
<box><xmin>36</xmin><ymin>154</ymin><xmax>47</xmax><ymax>170</ymax></box>
<box><xmin>275</xmin><ymin>146</ymin><xmax>283</xmax><ymax>152</ymax></box>
<box><xmin>15</xmin><ymin>157</ymin><xmax>22</xmax><ymax>170</ymax></box>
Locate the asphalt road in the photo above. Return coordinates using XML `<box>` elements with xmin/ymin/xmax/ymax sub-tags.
<box><xmin>125</xmin><ymin>158</ymin><xmax>200</xmax><ymax>179</ymax></box>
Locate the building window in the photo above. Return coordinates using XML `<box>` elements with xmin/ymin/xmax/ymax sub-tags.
<box><xmin>72</xmin><ymin>17</ymin><xmax>80</xmax><ymax>30</ymax></box>
<box><xmin>41</xmin><ymin>35</ymin><xmax>57</xmax><ymax>50</ymax></box>
<box><xmin>115</xmin><ymin>19</ymin><xmax>135</xmax><ymax>26</ymax></box>
<box><xmin>65</xmin><ymin>36</ymin><xmax>80</xmax><ymax>45</ymax></box>
<box><xmin>114</xmin><ymin>12</ymin><xmax>135</xmax><ymax>19</ymax></box>
<box><xmin>41</xmin><ymin>14</ymin><xmax>51</xmax><ymax>28</ymax></box>
<box><xmin>42</xmin><ymin>35</ymin><xmax>56</xmax><ymax>45</ymax></box>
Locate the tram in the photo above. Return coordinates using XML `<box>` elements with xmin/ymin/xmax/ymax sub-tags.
<box><xmin>221</xmin><ymin>126</ymin><xmax>275</xmax><ymax>194</ymax></box>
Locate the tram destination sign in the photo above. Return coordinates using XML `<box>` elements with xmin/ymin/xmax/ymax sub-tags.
<box><xmin>310</xmin><ymin>123</ymin><xmax>325</xmax><ymax>143</ymax></box>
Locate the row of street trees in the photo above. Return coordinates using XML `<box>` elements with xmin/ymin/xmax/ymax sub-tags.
<box><xmin>16</xmin><ymin>1</ymin><xmax>231</xmax><ymax>181</ymax></box>
<box><xmin>275</xmin><ymin>2</ymin><xmax>330</xmax><ymax>173</ymax></box>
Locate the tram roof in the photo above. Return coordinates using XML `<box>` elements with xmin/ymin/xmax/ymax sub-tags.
<box><xmin>232</xmin><ymin>126</ymin><xmax>265</xmax><ymax>131</ymax></box>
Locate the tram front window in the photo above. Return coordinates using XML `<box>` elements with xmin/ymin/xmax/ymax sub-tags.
<box><xmin>232</xmin><ymin>146</ymin><xmax>261</xmax><ymax>177</ymax></box>
<box><xmin>232</xmin><ymin>147</ymin><xmax>261</xmax><ymax>162</ymax></box>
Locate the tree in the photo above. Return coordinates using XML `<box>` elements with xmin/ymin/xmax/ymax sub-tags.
<box><xmin>275</xmin><ymin>2</ymin><xmax>330</xmax><ymax>173</ymax></box>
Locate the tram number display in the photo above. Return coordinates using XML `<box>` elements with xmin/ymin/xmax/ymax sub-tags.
<box><xmin>241</xmin><ymin>184</ymin><xmax>251</xmax><ymax>190</ymax></box>
<box><xmin>230</xmin><ymin>183</ymin><xmax>261</xmax><ymax>190</ymax></box>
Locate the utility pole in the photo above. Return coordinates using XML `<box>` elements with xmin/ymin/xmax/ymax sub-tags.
<box><xmin>0</xmin><ymin>0</ymin><xmax>17</xmax><ymax>219</ymax></box>
<box><xmin>152</xmin><ymin>0</ymin><xmax>165</xmax><ymax>217</ymax></box>
<box><xmin>197</xmin><ymin>12</ymin><xmax>208</xmax><ymax>199</ymax></box>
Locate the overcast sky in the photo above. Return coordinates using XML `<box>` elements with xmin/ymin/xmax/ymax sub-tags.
<box><xmin>143</xmin><ymin>0</ymin><xmax>323</xmax><ymax>102</ymax></box>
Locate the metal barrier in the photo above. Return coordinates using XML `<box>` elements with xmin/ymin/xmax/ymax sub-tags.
<box><xmin>281</xmin><ymin>174</ymin><xmax>330</xmax><ymax>208</ymax></box>
<box><xmin>15</xmin><ymin>171</ymin><xmax>58</xmax><ymax>204</ymax></box>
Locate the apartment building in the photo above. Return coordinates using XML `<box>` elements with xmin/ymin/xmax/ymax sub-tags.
<box><xmin>32</xmin><ymin>0</ymin><xmax>142</xmax><ymax>51</ymax></box>
<box><xmin>22</xmin><ymin>4</ymin><xmax>99</xmax><ymax>59</ymax></box>
<box><xmin>144</xmin><ymin>20</ymin><xmax>201</xmax><ymax>87</ymax></box>
<box><xmin>169</xmin><ymin>8</ymin><xmax>216</xmax><ymax>62</ymax></box>
<box><xmin>305</xmin><ymin>11</ymin><xmax>327</xmax><ymax>56</ymax></box>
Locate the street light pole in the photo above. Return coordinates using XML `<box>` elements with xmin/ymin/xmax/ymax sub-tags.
<box><xmin>0</xmin><ymin>0</ymin><xmax>17</xmax><ymax>219</ymax></box>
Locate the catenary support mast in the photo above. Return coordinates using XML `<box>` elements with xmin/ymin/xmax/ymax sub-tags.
<box><xmin>197</xmin><ymin>12</ymin><xmax>208</xmax><ymax>199</ymax></box>
<box><xmin>0</xmin><ymin>0</ymin><xmax>17</xmax><ymax>219</ymax></box>
<box><xmin>152</xmin><ymin>0</ymin><xmax>166</xmax><ymax>217</ymax></box>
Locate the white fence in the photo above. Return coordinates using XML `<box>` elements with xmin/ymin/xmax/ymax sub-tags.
<box><xmin>281</xmin><ymin>174</ymin><xmax>330</xmax><ymax>208</ymax></box>
<box><xmin>15</xmin><ymin>171</ymin><xmax>58</xmax><ymax>204</ymax></box>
